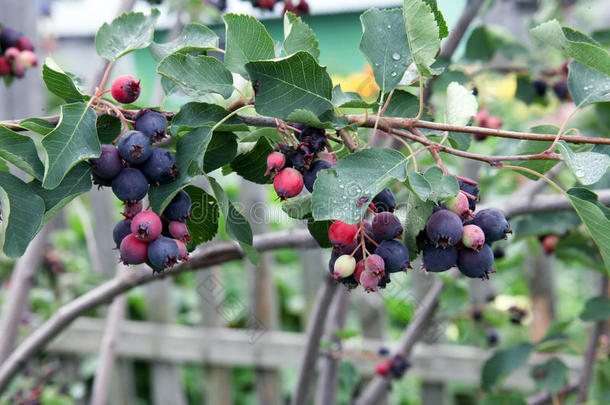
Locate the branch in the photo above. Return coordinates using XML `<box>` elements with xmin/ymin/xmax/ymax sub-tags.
<box><xmin>291</xmin><ymin>276</ymin><xmax>339</xmax><ymax>405</ymax></box>
<box><xmin>526</xmin><ymin>383</ymin><xmax>578</xmax><ymax>405</ymax></box>
<box><xmin>354</xmin><ymin>276</ymin><xmax>449</xmax><ymax>405</ymax></box>
<box><xmin>0</xmin><ymin>229</ymin><xmax>317</xmax><ymax>393</ymax></box>
<box><xmin>577</xmin><ymin>274</ymin><xmax>609</xmax><ymax>403</ymax></box>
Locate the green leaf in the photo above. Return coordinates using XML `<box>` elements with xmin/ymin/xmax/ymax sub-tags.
<box><xmin>307</xmin><ymin>219</ymin><xmax>332</xmax><ymax>248</ymax></box>
<box><xmin>157</xmin><ymin>53</ymin><xmax>234</xmax><ymax>99</ymax></box>
<box><xmin>465</xmin><ymin>26</ymin><xmax>497</xmax><ymax>62</ymax></box>
<box><xmin>423</xmin><ymin>167</ymin><xmax>459</xmax><ymax>202</ymax></box>
<box><xmin>96</xmin><ymin>114</ymin><xmax>122</xmax><ymax>144</ymax></box>
<box><xmin>515</xmin><ymin>74</ymin><xmax>537</xmax><ymax>104</ymax></box>
<box><xmin>405</xmin><ymin>172</ymin><xmax>431</xmax><ymax>201</ymax></box>
<box><xmin>207</xmin><ymin>176</ymin><xmax>257</xmax><ymax>263</ymax></box>
<box><xmin>445</xmin><ymin>81</ymin><xmax>477</xmax><ymax>150</ymax></box>
<box><xmin>184</xmin><ymin>185</ymin><xmax>219</xmax><ymax>250</ymax></box>
<box><xmin>230</xmin><ymin>138</ymin><xmax>273</xmax><ymax>184</ymax></box>
<box><xmin>567</xmin><ymin>187</ymin><xmax>610</xmax><ymax>272</ymax></box>
<box><xmin>17</xmin><ymin>118</ymin><xmax>55</xmax><ymax>135</ymax></box>
<box><xmin>285</xmin><ymin>109</ymin><xmax>347</xmax><ymax>130</ymax></box>
<box><xmin>312</xmin><ymin>148</ymin><xmax>408</xmax><ymax>224</ymax></box>
<box><xmin>530</xmin><ymin>20</ymin><xmax>610</xmax><ymax>76</ymax></box>
<box><xmin>282</xmin><ymin>194</ymin><xmax>312</xmax><ymax>220</ymax></box>
<box><xmin>557</xmin><ymin>141</ymin><xmax>609</xmax><ymax>185</ymax></box>
<box><xmin>530</xmin><ymin>358</ymin><xmax>568</xmax><ymax>393</ymax></box>
<box><xmin>332</xmin><ymin>85</ymin><xmax>378</xmax><ymax>109</ymax></box>
<box><xmin>283</xmin><ymin>12</ymin><xmax>320</xmax><ymax>60</ymax></box>
<box><xmin>240</xmin><ymin>127</ymin><xmax>283</xmax><ymax>144</ymax></box>
<box><xmin>223</xmin><ymin>13</ymin><xmax>275</xmax><ymax>77</ymax></box>
<box><xmin>403</xmin><ymin>191</ymin><xmax>434</xmax><ymax>258</ymax></box>
<box><xmin>511</xmin><ymin>126</ymin><xmax>559</xmax><ymax>179</ymax></box>
<box><xmin>0</xmin><ymin>126</ymin><xmax>45</xmax><ymax>180</ymax></box>
<box><xmin>95</xmin><ymin>9</ymin><xmax>160</xmax><ymax>61</ymax></box>
<box><xmin>567</xmin><ymin>60</ymin><xmax>610</xmax><ymax>107</ymax></box>
<box><xmin>41</xmin><ymin>103</ymin><xmax>99</xmax><ymax>190</ymax></box>
<box><xmin>403</xmin><ymin>0</ymin><xmax>440</xmax><ymax>77</ymax></box>
<box><xmin>580</xmin><ymin>296</ymin><xmax>610</xmax><ymax>321</ymax></box>
<box><xmin>384</xmin><ymin>90</ymin><xmax>420</xmax><ymax>118</ymax></box>
<box><xmin>422</xmin><ymin>0</ymin><xmax>448</xmax><ymax>38</ymax></box>
<box><xmin>359</xmin><ymin>8</ymin><xmax>411</xmax><ymax>92</ymax></box>
<box><xmin>480</xmin><ymin>394</ymin><xmax>526</xmax><ymax>405</ymax></box>
<box><xmin>0</xmin><ymin>171</ymin><xmax>45</xmax><ymax>257</ymax></box>
<box><xmin>149</xmin><ymin>23</ymin><xmax>218</xmax><ymax>62</ymax></box>
<box><xmin>170</xmin><ymin>102</ymin><xmax>248</xmax><ymax>136</ymax></box>
<box><xmin>245</xmin><ymin>51</ymin><xmax>333</xmax><ymax>119</ymax></box>
<box><xmin>148</xmin><ymin>126</ymin><xmax>213</xmax><ymax>213</ymax></box>
<box><xmin>29</xmin><ymin>162</ymin><xmax>91</xmax><ymax>223</ymax></box>
<box><xmin>204</xmin><ymin>132</ymin><xmax>238</xmax><ymax>173</ymax></box>
<box><xmin>481</xmin><ymin>343</ymin><xmax>535</xmax><ymax>392</ymax></box>
<box><xmin>42</xmin><ymin>58</ymin><xmax>85</xmax><ymax>103</ymax></box>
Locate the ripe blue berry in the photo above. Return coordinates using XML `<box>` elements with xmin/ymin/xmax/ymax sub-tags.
<box><xmin>374</xmin><ymin>240</ymin><xmax>410</xmax><ymax>273</ymax></box>
<box><xmin>134</xmin><ymin>109</ymin><xmax>168</xmax><ymax>142</ymax></box>
<box><xmin>303</xmin><ymin>160</ymin><xmax>332</xmax><ymax>192</ymax></box>
<box><xmin>372</xmin><ymin>212</ymin><xmax>403</xmax><ymax>241</ymax></box>
<box><xmin>118</xmin><ymin>131</ymin><xmax>152</xmax><ymax>165</ymax></box>
<box><xmin>139</xmin><ymin>148</ymin><xmax>178</xmax><ymax>183</ymax></box>
<box><xmin>372</xmin><ymin>188</ymin><xmax>396</xmax><ymax>213</ymax></box>
<box><xmin>113</xmin><ymin>219</ymin><xmax>132</xmax><ymax>248</ymax></box>
<box><xmin>422</xmin><ymin>244</ymin><xmax>457</xmax><ymax>272</ymax></box>
<box><xmin>162</xmin><ymin>190</ymin><xmax>191</xmax><ymax>222</ymax></box>
<box><xmin>111</xmin><ymin>75</ymin><xmax>141</xmax><ymax>104</ymax></box>
<box><xmin>468</xmin><ymin>208</ymin><xmax>511</xmax><ymax>242</ymax></box>
<box><xmin>111</xmin><ymin>168</ymin><xmax>149</xmax><ymax>203</ymax></box>
<box><xmin>0</xmin><ymin>28</ymin><xmax>21</xmax><ymax>51</ymax></box>
<box><xmin>299</xmin><ymin>126</ymin><xmax>327</xmax><ymax>152</ymax></box>
<box><xmin>147</xmin><ymin>236</ymin><xmax>179</xmax><ymax>271</ymax></box>
<box><xmin>532</xmin><ymin>78</ymin><xmax>547</xmax><ymax>97</ymax></box>
<box><xmin>425</xmin><ymin>209</ymin><xmax>463</xmax><ymax>248</ymax></box>
<box><xmin>91</xmin><ymin>144</ymin><xmax>122</xmax><ymax>179</ymax></box>
<box><xmin>92</xmin><ymin>172</ymin><xmax>113</xmax><ymax>188</ymax></box>
<box><xmin>457</xmin><ymin>244</ymin><xmax>494</xmax><ymax>278</ymax></box>
<box><xmin>553</xmin><ymin>80</ymin><xmax>569</xmax><ymax>101</ymax></box>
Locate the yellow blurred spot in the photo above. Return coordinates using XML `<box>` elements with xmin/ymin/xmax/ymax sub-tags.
<box><xmin>486</xmin><ymin>73</ymin><xmax>517</xmax><ymax>101</ymax></box>
<box><xmin>333</xmin><ymin>64</ymin><xmax>379</xmax><ymax>99</ymax></box>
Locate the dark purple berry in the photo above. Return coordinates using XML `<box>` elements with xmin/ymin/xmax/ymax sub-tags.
<box><xmin>532</xmin><ymin>78</ymin><xmax>547</xmax><ymax>97</ymax></box>
<box><xmin>122</xmin><ymin>201</ymin><xmax>142</xmax><ymax>219</ymax></box>
<box><xmin>118</xmin><ymin>130</ymin><xmax>152</xmax><ymax>164</ymax></box>
<box><xmin>134</xmin><ymin>109</ymin><xmax>168</xmax><ymax>142</ymax></box>
<box><xmin>553</xmin><ymin>80</ymin><xmax>569</xmax><ymax>100</ymax></box>
<box><xmin>378</xmin><ymin>347</ymin><xmax>390</xmax><ymax>356</ymax></box>
<box><xmin>372</xmin><ymin>212</ymin><xmax>403</xmax><ymax>241</ymax></box>
<box><xmin>90</xmin><ymin>145</ymin><xmax>122</xmax><ymax>179</ymax></box>
<box><xmin>92</xmin><ymin>172</ymin><xmax>113</xmax><ymax>188</ymax></box>
<box><xmin>374</xmin><ymin>240</ymin><xmax>410</xmax><ymax>273</ymax></box>
<box><xmin>139</xmin><ymin>148</ymin><xmax>178</xmax><ymax>183</ymax></box>
<box><xmin>0</xmin><ymin>28</ymin><xmax>22</xmax><ymax>51</ymax></box>
<box><xmin>147</xmin><ymin>236</ymin><xmax>179</xmax><ymax>272</ymax></box>
<box><xmin>472</xmin><ymin>309</ymin><xmax>483</xmax><ymax>322</ymax></box>
<box><xmin>426</xmin><ymin>209</ymin><xmax>463</xmax><ymax>248</ymax></box>
<box><xmin>111</xmin><ymin>168</ymin><xmax>149</xmax><ymax>203</ymax></box>
<box><xmin>298</xmin><ymin>126</ymin><xmax>327</xmax><ymax>152</ymax></box>
<box><xmin>372</xmin><ymin>188</ymin><xmax>396</xmax><ymax>213</ymax></box>
<box><xmin>113</xmin><ymin>219</ymin><xmax>132</xmax><ymax>248</ymax></box>
<box><xmin>457</xmin><ymin>244</ymin><xmax>494</xmax><ymax>278</ymax></box>
<box><xmin>422</xmin><ymin>244</ymin><xmax>457</xmax><ymax>272</ymax></box>
<box><xmin>468</xmin><ymin>208</ymin><xmax>511</xmax><ymax>242</ymax></box>
<box><xmin>487</xmin><ymin>330</ymin><xmax>499</xmax><ymax>346</ymax></box>
<box><xmin>303</xmin><ymin>160</ymin><xmax>332</xmax><ymax>192</ymax></box>
<box><xmin>457</xmin><ymin>178</ymin><xmax>479</xmax><ymax>211</ymax></box>
<box><xmin>162</xmin><ymin>190</ymin><xmax>191</xmax><ymax>222</ymax></box>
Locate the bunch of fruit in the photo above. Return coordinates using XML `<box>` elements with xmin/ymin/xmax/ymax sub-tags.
<box><xmin>249</xmin><ymin>0</ymin><xmax>310</xmax><ymax>15</ymax></box>
<box><xmin>324</xmin><ymin>177</ymin><xmax>511</xmax><ymax>292</ymax></box>
<box><xmin>90</xmin><ymin>75</ymin><xmax>191</xmax><ymax>272</ymax></box>
<box><xmin>531</xmin><ymin>61</ymin><xmax>571</xmax><ymax>102</ymax></box>
<box><xmin>0</xmin><ymin>26</ymin><xmax>36</xmax><ymax>79</ymax></box>
<box><xmin>267</xmin><ymin>126</ymin><xmax>335</xmax><ymax>200</ymax></box>
<box><xmin>472</xmin><ymin>107</ymin><xmax>502</xmax><ymax>141</ymax></box>
<box><xmin>375</xmin><ymin>352</ymin><xmax>410</xmax><ymax>379</ymax></box>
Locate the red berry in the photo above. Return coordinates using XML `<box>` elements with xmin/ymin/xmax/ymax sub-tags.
<box><xmin>487</xmin><ymin>116</ymin><xmax>502</xmax><ymax>129</ymax></box>
<box><xmin>11</xmin><ymin>60</ymin><xmax>25</xmax><ymax>78</ymax></box>
<box><xmin>445</xmin><ymin>192</ymin><xmax>471</xmax><ymax>218</ymax></box>
<box><xmin>273</xmin><ymin>168</ymin><xmax>303</xmax><ymax>200</ymax></box>
<box><xmin>542</xmin><ymin>234</ymin><xmax>559</xmax><ymax>254</ymax></box>
<box><xmin>328</xmin><ymin>220</ymin><xmax>358</xmax><ymax>248</ymax></box>
<box><xmin>266</xmin><ymin>152</ymin><xmax>285</xmax><ymax>174</ymax></box>
<box><xmin>111</xmin><ymin>74</ymin><xmax>141</xmax><ymax>104</ymax></box>
<box><xmin>375</xmin><ymin>360</ymin><xmax>391</xmax><ymax>376</ymax></box>
<box><xmin>131</xmin><ymin>211</ymin><xmax>162</xmax><ymax>242</ymax></box>
<box><xmin>4</xmin><ymin>47</ymin><xmax>20</xmax><ymax>61</ymax></box>
<box><xmin>16</xmin><ymin>36</ymin><xmax>34</xmax><ymax>51</ymax></box>
<box><xmin>475</xmin><ymin>109</ymin><xmax>489</xmax><ymax>127</ymax></box>
<box><xmin>256</xmin><ymin>0</ymin><xmax>275</xmax><ymax>10</ymax></box>
<box><xmin>462</xmin><ymin>224</ymin><xmax>485</xmax><ymax>251</ymax></box>
<box><xmin>0</xmin><ymin>57</ymin><xmax>10</xmax><ymax>76</ymax></box>
<box><xmin>354</xmin><ymin>260</ymin><xmax>365</xmax><ymax>283</ymax></box>
<box><xmin>169</xmin><ymin>221</ymin><xmax>190</xmax><ymax>242</ymax></box>
<box><xmin>360</xmin><ymin>269</ymin><xmax>380</xmax><ymax>292</ymax></box>
<box><xmin>366</xmin><ymin>254</ymin><xmax>385</xmax><ymax>277</ymax></box>
<box><xmin>175</xmin><ymin>239</ymin><xmax>190</xmax><ymax>261</ymax></box>
<box><xmin>119</xmin><ymin>234</ymin><xmax>148</xmax><ymax>265</ymax></box>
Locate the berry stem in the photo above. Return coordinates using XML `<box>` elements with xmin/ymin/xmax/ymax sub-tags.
<box><xmin>95</xmin><ymin>62</ymin><xmax>114</xmax><ymax>98</ymax></box>
<box><xmin>211</xmin><ymin>104</ymin><xmax>254</xmax><ymax>133</ymax></box>
<box><xmin>501</xmin><ymin>165</ymin><xmax>568</xmax><ymax>198</ymax></box>
<box><xmin>363</xmin><ymin>231</ymin><xmax>379</xmax><ymax>248</ymax></box>
<box><xmin>350</xmin><ymin>242</ymin><xmax>363</xmax><ymax>258</ymax></box>
<box><xmin>455</xmin><ymin>176</ymin><xmax>478</xmax><ymax>185</ymax></box>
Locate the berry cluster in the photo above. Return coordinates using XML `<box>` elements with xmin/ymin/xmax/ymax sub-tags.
<box><xmin>91</xmin><ymin>75</ymin><xmax>191</xmax><ymax>272</ymax></box>
<box><xmin>423</xmin><ymin>178</ymin><xmax>511</xmax><ymax>279</ymax></box>
<box><xmin>267</xmin><ymin>126</ymin><xmax>335</xmax><ymax>200</ymax></box>
<box><xmin>328</xmin><ymin>188</ymin><xmax>411</xmax><ymax>292</ymax></box>
<box><xmin>375</xmin><ymin>351</ymin><xmax>410</xmax><ymax>379</ymax></box>
<box><xmin>0</xmin><ymin>26</ymin><xmax>36</xmax><ymax>79</ymax></box>
<box><xmin>472</xmin><ymin>108</ymin><xmax>502</xmax><ymax>141</ymax></box>
<box><xmin>249</xmin><ymin>0</ymin><xmax>310</xmax><ymax>15</ymax></box>
<box><xmin>531</xmin><ymin>61</ymin><xmax>571</xmax><ymax>102</ymax></box>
